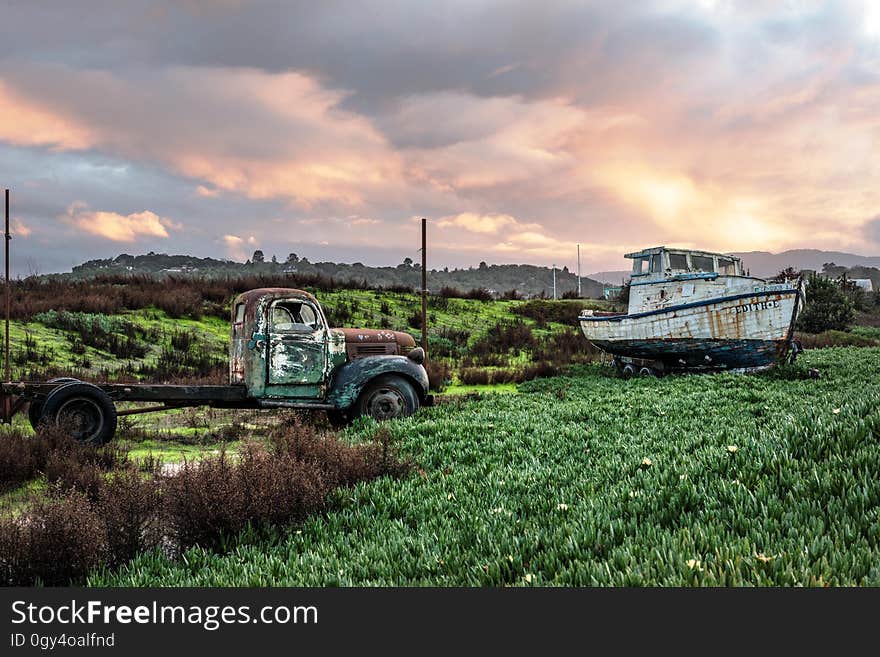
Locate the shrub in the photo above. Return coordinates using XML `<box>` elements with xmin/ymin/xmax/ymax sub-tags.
<box><xmin>511</xmin><ymin>300</ymin><xmax>589</xmax><ymax>326</ymax></box>
<box><xmin>794</xmin><ymin>330</ymin><xmax>880</xmax><ymax>349</ymax></box>
<box><xmin>0</xmin><ymin>430</ymin><xmax>48</xmax><ymax>492</ymax></box>
<box><xmin>797</xmin><ymin>274</ymin><xmax>855</xmax><ymax>333</ymax></box>
<box><xmin>439</xmin><ymin>286</ymin><xmax>465</xmax><ymax>299</ymax></box>
<box><xmin>459</xmin><ymin>367</ymin><xmax>491</xmax><ymax>385</ymax></box>
<box><xmin>95</xmin><ymin>470</ymin><xmax>162</xmax><ymax>568</ymax></box>
<box><xmin>471</xmin><ymin>321</ymin><xmax>536</xmax><ymax>356</ymax></box>
<box><xmin>0</xmin><ymin>488</ymin><xmax>106</xmax><ymax>586</ymax></box>
<box><xmin>425</xmin><ymin>359</ymin><xmax>452</xmax><ymax>392</ymax></box>
<box><xmin>531</xmin><ymin>328</ymin><xmax>598</xmax><ymax>364</ymax></box>
<box><xmin>465</xmin><ymin>288</ymin><xmax>493</xmax><ymax>302</ymax></box>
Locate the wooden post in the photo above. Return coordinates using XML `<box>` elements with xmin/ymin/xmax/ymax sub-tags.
<box><xmin>421</xmin><ymin>217</ymin><xmax>427</xmax><ymax>358</ymax></box>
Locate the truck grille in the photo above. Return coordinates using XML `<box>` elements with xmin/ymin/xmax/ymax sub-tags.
<box><xmin>349</xmin><ymin>343</ymin><xmax>397</xmax><ymax>358</ymax></box>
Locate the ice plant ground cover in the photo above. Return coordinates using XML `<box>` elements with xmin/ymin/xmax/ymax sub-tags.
<box><xmin>92</xmin><ymin>347</ymin><xmax>880</xmax><ymax>586</ymax></box>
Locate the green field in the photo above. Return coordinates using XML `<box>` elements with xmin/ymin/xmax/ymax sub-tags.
<box><xmin>89</xmin><ymin>347</ymin><xmax>880</xmax><ymax>586</ymax></box>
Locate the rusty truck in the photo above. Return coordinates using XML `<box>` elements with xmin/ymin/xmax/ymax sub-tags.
<box><xmin>0</xmin><ymin>288</ymin><xmax>432</xmax><ymax>444</ymax></box>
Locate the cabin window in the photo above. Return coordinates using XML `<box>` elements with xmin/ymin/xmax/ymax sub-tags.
<box><xmin>271</xmin><ymin>301</ymin><xmax>322</xmax><ymax>333</ymax></box>
<box><xmin>651</xmin><ymin>253</ymin><xmax>662</xmax><ymax>273</ymax></box>
<box><xmin>668</xmin><ymin>253</ymin><xmax>688</xmax><ymax>270</ymax></box>
<box><xmin>717</xmin><ymin>258</ymin><xmax>736</xmax><ymax>275</ymax></box>
<box><xmin>632</xmin><ymin>257</ymin><xmax>649</xmax><ymax>275</ymax></box>
<box><xmin>691</xmin><ymin>255</ymin><xmax>714</xmax><ymax>272</ymax></box>
<box><xmin>233</xmin><ymin>303</ymin><xmax>246</xmax><ymax>325</ymax></box>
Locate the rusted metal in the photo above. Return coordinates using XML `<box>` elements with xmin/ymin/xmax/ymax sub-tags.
<box><xmin>580</xmin><ymin>247</ymin><xmax>806</xmax><ymax>371</ymax></box>
<box><xmin>115</xmin><ymin>404</ymin><xmax>184</xmax><ymax>416</ymax></box>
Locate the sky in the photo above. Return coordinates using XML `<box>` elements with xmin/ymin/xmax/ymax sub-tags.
<box><xmin>1</xmin><ymin>0</ymin><xmax>879</xmax><ymax>276</ymax></box>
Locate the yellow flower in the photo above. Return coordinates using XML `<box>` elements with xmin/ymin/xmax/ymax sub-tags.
<box><xmin>686</xmin><ymin>559</ymin><xmax>703</xmax><ymax>571</ymax></box>
<box><xmin>727</xmin><ymin>445</ymin><xmax>738</xmax><ymax>453</ymax></box>
<box><xmin>641</xmin><ymin>458</ymin><xmax>653</xmax><ymax>467</ymax></box>
<box><xmin>832</xmin><ymin>408</ymin><xmax>841</xmax><ymax>414</ymax></box>
<box><xmin>523</xmin><ymin>573</ymin><xmax>534</xmax><ymax>584</ymax></box>
<box><xmin>556</xmin><ymin>503</ymin><xmax>569</xmax><ymax>511</ymax></box>
<box><xmin>756</xmin><ymin>553</ymin><xmax>774</xmax><ymax>563</ymax></box>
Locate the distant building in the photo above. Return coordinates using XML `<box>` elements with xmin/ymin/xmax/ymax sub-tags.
<box><xmin>852</xmin><ymin>279</ymin><xmax>874</xmax><ymax>292</ymax></box>
<box><xmin>603</xmin><ymin>285</ymin><xmax>623</xmax><ymax>300</ymax></box>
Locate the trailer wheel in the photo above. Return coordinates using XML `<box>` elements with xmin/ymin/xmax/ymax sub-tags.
<box><xmin>638</xmin><ymin>367</ymin><xmax>656</xmax><ymax>377</ymax></box>
<box><xmin>355</xmin><ymin>374</ymin><xmax>419</xmax><ymax>421</ymax></box>
<box><xmin>621</xmin><ymin>364</ymin><xmax>636</xmax><ymax>378</ymax></box>
<box><xmin>38</xmin><ymin>382</ymin><xmax>117</xmax><ymax>444</ymax></box>
<box><xmin>28</xmin><ymin>377</ymin><xmax>80</xmax><ymax>431</ymax></box>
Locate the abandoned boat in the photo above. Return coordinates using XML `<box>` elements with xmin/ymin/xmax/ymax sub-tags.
<box><xmin>579</xmin><ymin>247</ymin><xmax>806</xmax><ymax>374</ymax></box>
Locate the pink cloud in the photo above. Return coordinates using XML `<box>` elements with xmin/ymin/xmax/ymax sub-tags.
<box><xmin>65</xmin><ymin>203</ymin><xmax>180</xmax><ymax>242</ymax></box>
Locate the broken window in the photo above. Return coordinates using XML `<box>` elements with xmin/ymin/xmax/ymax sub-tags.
<box><xmin>717</xmin><ymin>258</ymin><xmax>737</xmax><ymax>275</ymax></box>
<box><xmin>651</xmin><ymin>253</ymin><xmax>662</xmax><ymax>272</ymax></box>
<box><xmin>668</xmin><ymin>253</ymin><xmax>688</xmax><ymax>270</ymax></box>
<box><xmin>271</xmin><ymin>301</ymin><xmax>322</xmax><ymax>333</ymax></box>
<box><xmin>632</xmin><ymin>257</ymin><xmax>649</xmax><ymax>275</ymax></box>
<box><xmin>691</xmin><ymin>255</ymin><xmax>714</xmax><ymax>272</ymax></box>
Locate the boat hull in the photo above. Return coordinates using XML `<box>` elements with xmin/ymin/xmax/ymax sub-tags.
<box><xmin>579</xmin><ymin>288</ymin><xmax>802</xmax><ymax>370</ymax></box>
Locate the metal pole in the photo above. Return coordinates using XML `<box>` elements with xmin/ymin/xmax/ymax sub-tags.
<box><xmin>420</xmin><ymin>217</ymin><xmax>427</xmax><ymax>358</ymax></box>
<box><xmin>552</xmin><ymin>263</ymin><xmax>556</xmax><ymax>300</ymax></box>
<box><xmin>4</xmin><ymin>189</ymin><xmax>10</xmax><ymax>423</ymax></box>
<box><xmin>577</xmin><ymin>244</ymin><xmax>581</xmax><ymax>298</ymax></box>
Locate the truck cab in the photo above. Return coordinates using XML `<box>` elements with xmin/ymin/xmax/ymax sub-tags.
<box><xmin>230</xmin><ymin>288</ymin><xmax>431</xmax><ymax>420</ymax></box>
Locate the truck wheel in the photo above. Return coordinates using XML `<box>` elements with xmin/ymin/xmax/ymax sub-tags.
<box><xmin>355</xmin><ymin>375</ymin><xmax>419</xmax><ymax>421</ymax></box>
<box><xmin>28</xmin><ymin>377</ymin><xmax>80</xmax><ymax>431</ymax></box>
<box><xmin>38</xmin><ymin>382</ymin><xmax>117</xmax><ymax>444</ymax></box>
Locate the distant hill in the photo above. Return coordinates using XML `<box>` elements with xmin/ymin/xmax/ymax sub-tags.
<box><xmin>61</xmin><ymin>252</ymin><xmax>606</xmax><ymax>299</ymax></box>
<box><xmin>732</xmin><ymin>250</ymin><xmax>880</xmax><ymax>278</ymax></box>
<box><xmin>592</xmin><ymin>249</ymin><xmax>880</xmax><ymax>282</ymax></box>
<box><xmin>589</xmin><ymin>270</ymin><xmax>631</xmax><ymax>285</ymax></box>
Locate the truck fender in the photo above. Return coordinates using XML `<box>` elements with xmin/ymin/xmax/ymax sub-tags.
<box><xmin>326</xmin><ymin>355</ymin><xmax>429</xmax><ymax>410</ymax></box>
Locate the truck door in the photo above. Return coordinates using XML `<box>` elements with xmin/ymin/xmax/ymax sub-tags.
<box><xmin>266</xmin><ymin>299</ymin><xmax>327</xmax><ymax>387</ymax></box>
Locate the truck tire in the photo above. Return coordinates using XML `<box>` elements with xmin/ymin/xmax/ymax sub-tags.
<box><xmin>38</xmin><ymin>382</ymin><xmax>117</xmax><ymax>445</ymax></box>
<box><xmin>28</xmin><ymin>377</ymin><xmax>80</xmax><ymax>431</ymax></box>
<box><xmin>354</xmin><ymin>374</ymin><xmax>419</xmax><ymax>422</ymax></box>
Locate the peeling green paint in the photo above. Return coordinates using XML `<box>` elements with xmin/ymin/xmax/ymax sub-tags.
<box><xmin>229</xmin><ymin>288</ymin><xmax>428</xmax><ymax>411</ymax></box>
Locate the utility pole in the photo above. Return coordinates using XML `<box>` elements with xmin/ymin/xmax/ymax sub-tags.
<box><xmin>577</xmin><ymin>244</ymin><xmax>581</xmax><ymax>298</ymax></box>
<box><xmin>420</xmin><ymin>217</ymin><xmax>427</xmax><ymax>358</ymax></box>
<box><xmin>4</xmin><ymin>189</ymin><xmax>10</xmax><ymax>424</ymax></box>
<box><xmin>552</xmin><ymin>263</ymin><xmax>557</xmax><ymax>300</ymax></box>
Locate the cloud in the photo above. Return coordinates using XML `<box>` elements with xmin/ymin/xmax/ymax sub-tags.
<box><xmin>195</xmin><ymin>185</ymin><xmax>219</xmax><ymax>198</ymax></box>
<box><xmin>65</xmin><ymin>203</ymin><xmax>180</xmax><ymax>242</ymax></box>
<box><xmin>11</xmin><ymin>219</ymin><xmax>31</xmax><ymax>237</ymax></box>
<box><xmin>0</xmin><ymin>80</ymin><xmax>94</xmax><ymax>150</ymax></box>
<box><xmin>222</xmin><ymin>234</ymin><xmax>245</xmax><ymax>260</ymax></box>
<box><xmin>1</xmin><ymin>1</ymin><xmax>880</xmax><ymax>276</ymax></box>
<box><xmin>1</xmin><ymin>65</ymin><xmax>400</xmax><ymax>209</ymax></box>
<box><xmin>437</xmin><ymin>212</ymin><xmax>528</xmax><ymax>234</ymax></box>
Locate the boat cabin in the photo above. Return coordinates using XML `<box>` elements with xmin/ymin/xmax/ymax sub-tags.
<box><xmin>624</xmin><ymin>247</ymin><xmax>759</xmax><ymax>315</ymax></box>
<box><xmin>627</xmin><ymin>246</ymin><xmax>743</xmax><ymax>283</ymax></box>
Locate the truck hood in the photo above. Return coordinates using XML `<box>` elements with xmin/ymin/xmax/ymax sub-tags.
<box><xmin>334</xmin><ymin>328</ymin><xmax>416</xmax><ymax>348</ymax></box>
